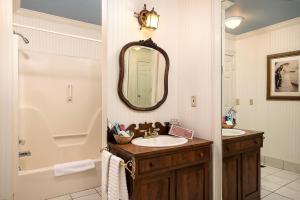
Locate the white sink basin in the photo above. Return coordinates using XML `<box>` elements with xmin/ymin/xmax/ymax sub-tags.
<box><xmin>222</xmin><ymin>129</ymin><xmax>246</xmax><ymax>137</ymax></box>
<box><xmin>131</xmin><ymin>135</ymin><xmax>188</xmax><ymax>147</ymax></box>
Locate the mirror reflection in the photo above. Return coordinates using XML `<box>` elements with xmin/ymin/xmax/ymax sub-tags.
<box><xmin>222</xmin><ymin>0</ymin><xmax>300</xmax><ymax>199</ymax></box>
<box><xmin>122</xmin><ymin>45</ymin><xmax>166</xmax><ymax>108</ymax></box>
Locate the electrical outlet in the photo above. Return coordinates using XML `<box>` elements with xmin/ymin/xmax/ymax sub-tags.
<box><xmin>191</xmin><ymin>96</ymin><xmax>197</xmax><ymax>107</ymax></box>
<box><xmin>236</xmin><ymin>98</ymin><xmax>240</xmax><ymax>105</ymax></box>
<box><xmin>250</xmin><ymin>99</ymin><xmax>254</xmax><ymax>105</ymax></box>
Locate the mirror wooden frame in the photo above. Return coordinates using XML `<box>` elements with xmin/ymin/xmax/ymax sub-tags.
<box><xmin>118</xmin><ymin>38</ymin><xmax>170</xmax><ymax>111</ymax></box>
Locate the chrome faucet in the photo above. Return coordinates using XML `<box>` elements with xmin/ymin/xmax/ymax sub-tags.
<box><xmin>19</xmin><ymin>151</ymin><xmax>31</xmax><ymax>158</ymax></box>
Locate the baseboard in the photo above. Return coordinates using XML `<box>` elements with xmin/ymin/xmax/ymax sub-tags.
<box><xmin>261</xmin><ymin>155</ymin><xmax>300</xmax><ymax>174</ymax></box>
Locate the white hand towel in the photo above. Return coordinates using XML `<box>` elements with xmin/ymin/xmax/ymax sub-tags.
<box><xmin>108</xmin><ymin>155</ymin><xmax>129</xmax><ymax>200</ymax></box>
<box><xmin>102</xmin><ymin>150</ymin><xmax>113</xmax><ymax>200</ymax></box>
<box><xmin>54</xmin><ymin>159</ymin><xmax>95</xmax><ymax>177</ymax></box>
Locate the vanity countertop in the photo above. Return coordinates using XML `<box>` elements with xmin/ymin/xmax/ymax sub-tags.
<box><xmin>222</xmin><ymin>129</ymin><xmax>264</xmax><ymax>143</ymax></box>
<box><xmin>109</xmin><ymin>137</ymin><xmax>212</xmax><ymax>158</ymax></box>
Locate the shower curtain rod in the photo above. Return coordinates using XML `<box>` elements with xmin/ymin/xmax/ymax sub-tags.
<box><xmin>13</xmin><ymin>23</ymin><xmax>102</xmax><ymax>43</ymax></box>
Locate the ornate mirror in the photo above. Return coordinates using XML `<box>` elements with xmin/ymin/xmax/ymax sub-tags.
<box><xmin>118</xmin><ymin>39</ymin><xmax>169</xmax><ymax>111</ymax></box>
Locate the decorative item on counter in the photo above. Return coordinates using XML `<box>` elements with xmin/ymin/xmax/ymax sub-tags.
<box><xmin>168</xmin><ymin>125</ymin><xmax>194</xmax><ymax>139</ymax></box>
<box><xmin>222</xmin><ymin>107</ymin><xmax>237</xmax><ymax>129</ymax></box>
<box><xmin>111</xmin><ymin>123</ymin><xmax>134</xmax><ymax>145</ymax></box>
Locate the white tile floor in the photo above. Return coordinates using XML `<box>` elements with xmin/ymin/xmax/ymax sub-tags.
<box><xmin>261</xmin><ymin>166</ymin><xmax>300</xmax><ymax>200</ymax></box>
<box><xmin>47</xmin><ymin>187</ymin><xmax>102</xmax><ymax>200</ymax></box>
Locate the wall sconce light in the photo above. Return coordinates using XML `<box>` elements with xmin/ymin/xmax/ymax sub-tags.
<box><xmin>135</xmin><ymin>4</ymin><xmax>160</xmax><ymax>30</ymax></box>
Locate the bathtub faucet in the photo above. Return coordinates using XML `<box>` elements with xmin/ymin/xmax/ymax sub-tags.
<box><xmin>19</xmin><ymin>151</ymin><xmax>31</xmax><ymax>158</ymax></box>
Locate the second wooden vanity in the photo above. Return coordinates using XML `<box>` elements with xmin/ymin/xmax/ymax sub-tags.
<box><xmin>222</xmin><ymin>130</ymin><xmax>264</xmax><ymax>200</ymax></box>
<box><xmin>109</xmin><ymin>135</ymin><xmax>212</xmax><ymax>200</ymax></box>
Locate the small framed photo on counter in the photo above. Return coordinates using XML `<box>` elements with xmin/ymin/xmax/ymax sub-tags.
<box><xmin>267</xmin><ymin>50</ymin><xmax>300</xmax><ymax>100</ymax></box>
<box><xmin>168</xmin><ymin>125</ymin><xmax>194</xmax><ymax>139</ymax></box>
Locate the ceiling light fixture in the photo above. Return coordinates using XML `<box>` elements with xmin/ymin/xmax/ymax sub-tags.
<box><xmin>225</xmin><ymin>16</ymin><xmax>244</xmax><ymax>29</ymax></box>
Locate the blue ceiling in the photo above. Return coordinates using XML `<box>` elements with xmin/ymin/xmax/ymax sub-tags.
<box><xmin>226</xmin><ymin>0</ymin><xmax>300</xmax><ymax>35</ymax></box>
<box><xmin>21</xmin><ymin>0</ymin><xmax>101</xmax><ymax>25</ymax></box>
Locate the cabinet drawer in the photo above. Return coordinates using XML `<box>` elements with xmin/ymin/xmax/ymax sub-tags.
<box><xmin>139</xmin><ymin>148</ymin><xmax>209</xmax><ymax>174</ymax></box>
<box><xmin>240</xmin><ymin>137</ymin><xmax>262</xmax><ymax>151</ymax></box>
<box><xmin>223</xmin><ymin>142</ymin><xmax>241</xmax><ymax>156</ymax></box>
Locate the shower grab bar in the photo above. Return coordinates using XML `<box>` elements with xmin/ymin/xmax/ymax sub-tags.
<box><xmin>13</xmin><ymin>23</ymin><xmax>102</xmax><ymax>43</ymax></box>
<box><xmin>101</xmin><ymin>146</ymin><xmax>136</xmax><ymax>179</ymax></box>
<box><xmin>52</xmin><ymin>133</ymin><xmax>88</xmax><ymax>139</ymax></box>
<box><xmin>67</xmin><ymin>84</ymin><xmax>73</xmax><ymax>103</ymax></box>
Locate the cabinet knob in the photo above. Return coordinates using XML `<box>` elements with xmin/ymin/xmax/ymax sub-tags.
<box><xmin>199</xmin><ymin>152</ymin><xmax>205</xmax><ymax>158</ymax></box>
<box><xmin>253</xmin><ymin>140</ymin><xmax>258</xmax><ymax>144</ymax></box>
<box><xmin>149</xmin><ymin>162</ymin><xmax>153</xmax><ymax>167</ymax></box>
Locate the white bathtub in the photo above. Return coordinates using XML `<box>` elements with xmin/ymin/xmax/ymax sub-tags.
<box><xmin>14</xmin><ymin>51</ymin><xmax>103</xmax><ymax>200</ymax></box>
<box><xmin>15</xmin><ymin>159</ymin><xmax>101</xmax><ymax>200</ymax></box>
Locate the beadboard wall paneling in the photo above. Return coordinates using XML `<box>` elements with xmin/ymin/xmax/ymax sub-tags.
<box><xmin>177</xmin><ymin>0</ymin><xmax>213</xmax><ymax>139</ymax></box>
<box><xmin>106</xmin><ymin>0</ymin><xmax>179</xmax><ymax>125</ymax></box>
<box><xmin>106</xmin><ymin>0</ymin><xmax>214</xmax><ymax>140</ymax></box>
<box><xmin>14</xmin><ymin>11</ymin><xmax>101</xmax><ymax>60</ymax></box>
<box><xmin>15</xmin><ymin>9</ymin><xmax>101</xmax><ymax>40</ymax></box>
<box><xmin>234</xmin><ymin>22</ymin><xmax>300</xmax><ymax>164</ymax></box>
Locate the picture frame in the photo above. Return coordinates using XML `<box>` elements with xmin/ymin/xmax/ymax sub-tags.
<box><xmin>267</xmin><ymin>50</ymin><xmax>300</xmax><ymax>100</ymax></box>
<box><xmin>168</xmin><ymin>125</ymin><xmax>194</xmax><ymax>139</ymax></box>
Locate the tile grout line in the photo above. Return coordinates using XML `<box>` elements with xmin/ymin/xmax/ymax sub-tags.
<box><xmin>272</xmin><ymin>177</ymin><xmax>300</xmax><ymax>199</ymax></box>
<box><xmin>262</xmin><ymin>176</ymin><xmax>300</xmax><ymax>199</ymax></box>
<box><xmin>261</xmin><ymin>166</ymin><xmax>300</xmax><ymax>200</ymax></box>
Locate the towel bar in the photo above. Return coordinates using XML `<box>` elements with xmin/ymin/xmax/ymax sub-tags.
<box><xmin>100</xmin><ymin>146</ymin><xmax>136</xmax><ymax>179</ymax></box>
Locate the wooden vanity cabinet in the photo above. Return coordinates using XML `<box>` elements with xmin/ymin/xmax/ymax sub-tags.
<box><xmin>222</xmin><ymin>130</ymin><xmax>264</xmax><ymax>200</ymax></box>
<box><xmin>109</xmin><ymin>138</ymin><xmax>212</xmax><ymax>200</ymax></box>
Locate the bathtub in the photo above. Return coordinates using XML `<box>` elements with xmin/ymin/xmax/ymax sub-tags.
<box><xmin>14</xmin><ymin>50</ymin><xmax>103</xmax><ymax>200</ymax></box>
<box><xmin>15</xmin><ymin>159</ymin><xmax>101</xmax><ymax>200</ymax></box>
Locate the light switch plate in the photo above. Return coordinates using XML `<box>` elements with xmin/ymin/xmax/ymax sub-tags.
<box><xmin>236</xmin><ymin>98</ymin><xmax>240</xmax><ymax>105</ymax></box>
<box><xmin>191</xmin><ymin>96</ymin><xmax>197</xmax><ymax>107</ymax></box>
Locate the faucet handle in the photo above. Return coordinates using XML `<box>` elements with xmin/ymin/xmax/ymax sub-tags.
<box><xmin>152</xmin><ymin>128</ymin><xmax>160</xmax><ymax>136</ymax></box>
<box><xmin>141</xmin><ymin>130</ymin><xmax>150</xmax><ymax>138</ymax></box>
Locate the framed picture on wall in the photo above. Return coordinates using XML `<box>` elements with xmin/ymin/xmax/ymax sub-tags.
<box><xmin>267</xmin><ymin>50</ymin><xmax>300</xmax><ymax>100</ymax></box>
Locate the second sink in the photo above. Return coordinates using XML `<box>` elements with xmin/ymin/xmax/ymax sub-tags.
<box><xmin>131</xmin><ymin>135</ymin><xmax>188</xmax><ymax>147</ymax></box>
<box><xmin>222</xmin><ymin>129</ymin><xmax>246</xmax><ymax>137</ymax></box>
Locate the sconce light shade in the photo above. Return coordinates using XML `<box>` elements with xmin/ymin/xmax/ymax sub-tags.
<box><xmin>225</xmin><ymin>16</ymin><xmax>244</xmax><ymax>29</ymax></box>
<box><xmin>146</xmin><ymin>8</ymin><xmax>160</xmax><ymax>30</ymax></box>
<box><xmin>135</xmin><ymin>4</ymin><xmax>160</xmax><ymax>30</ymax></box>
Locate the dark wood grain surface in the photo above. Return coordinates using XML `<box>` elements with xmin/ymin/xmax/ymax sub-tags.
<box><xmin>109</xmin><ymin>137</ymin><xmax>212</xmax><ymax>158</ymax></box>
<box><xmin>222</xmin><ymin>129</ymin><xmax>263</xmax><ymax>200</ymax></box>
<box><xmin>109</xmin><ymin>135</ymin><xmax>213</xmax><ymax>200</ymax></box>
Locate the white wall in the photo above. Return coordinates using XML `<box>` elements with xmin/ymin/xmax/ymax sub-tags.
<box><xmin>0</xmin><ymin>0</ymin><xmax>13</xmax><ymax>198</ymax></box>
<box><xmin>177</xmin><ymin>0</ymin><xmax>213</xmax><ymax>139</ymax></box>
<box><xmin>105</xmin><ymin>2</ymin><xmax>222</xmax><ymax>199</ymax></box>
<box><xmin>14</xmin><ymin>9</ymin><xmax>101</xmax><ymax>60</ymax></box>
<box><xmin>106</xmin><ymin>0</ymin><xmax>216</xmax><ymax>141</ymax></box>
<box><xmin>106</xmin><ymin>0</ymin><xmax>179</xmax><ymax>125</ymax></box>
<box><xmin>233</xmin><ymin>19</ymin><xmax>300</xmax><ymax>164</ymax></box>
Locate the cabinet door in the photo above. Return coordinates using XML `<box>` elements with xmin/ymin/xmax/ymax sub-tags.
<box><xmin>223</xmin><ymin>155</ymin><xmax>241</xmax><ymax>200</ymax></box>
<box><xmin>134</xmin><ymin>172</ymin><xmax>175</xmax><ymax>200</ymax></box>
<box><xmin>176</xmin><ymin>163</ymin><xmax>209</xmax><ymax>200</ymax></box>
<box><xmin>242</xmin><ymin>150</ymin><xmax>260</xmax><ymax>200</ymax></box>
